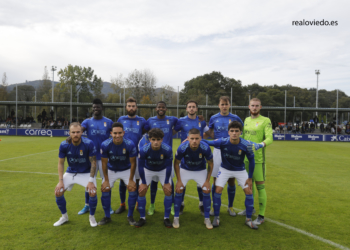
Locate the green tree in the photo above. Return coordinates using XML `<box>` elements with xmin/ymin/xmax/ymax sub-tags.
<box><xmin>0</xmin><ymin>72</ymin><xmax>8</xmax><ymax>101</ymax></box>
<box><xmin>56</xmin><ymin>65</ymin><xmax>104</xmax><ymax>103</ymax></box>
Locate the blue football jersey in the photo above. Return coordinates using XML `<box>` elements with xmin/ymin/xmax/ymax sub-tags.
<box><xmin>174</xmin><ymin>116</ymin><xmax>207</xmax><ymax>142</ymax></box>
<box><xmin>138</xmin><ymin>133</ymin><xmax>150</xmax><ymax>151</ymax></box>
<box><xmin>138</xmin><ymin>143</ymin><xmax>173</xmax><ymax>172</ymax></box>
<box><xmin>144</xmin><ymin>116</ymin><xmax>178</xmax><ymax>148</ymax></box>
<box><xmin>175</xmin><ymin>141</ymin><xmax>213</xmax><ymax>171</ymax></box>
<box><xmin>59</xmin><ymin>137</ymin><xmax>97</xmax><ymax>174</ymax></box>
<box><xmin>81</xmin><ymin>116</ymin><xmax>113</xmax><ymax>160</ymax></box>
<box><xmin>117</xmin><ymin>115</ymin><xmax>146</xmax><ymax>151</ymax></box>
<box><xmin>208</xmin><ymin>113</ymin><xmax>243</xmax><ymax>139</ymax></box>
<box><xmin>101</xmin><ymin>138</ymin><xmax>137</xmax><ymax>172</ymax></box>
<box><xmin>203</xmin><ymin>138</ymin><xmax>255</xmax><ymax>177</ymax></box>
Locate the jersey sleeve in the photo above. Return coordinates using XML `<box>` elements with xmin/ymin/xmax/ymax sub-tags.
<box><xmin>172</xmin><ymin>117</ymin><xmax>178</xmax><ymax>128</ymax></box>
<box><xmin>202</xmin><ymin>138</ymin><xmax>222</xmax><ymax>148</ymax></box>
<box><xmin>164</xmin><ymin>148</ymin><xmax>173</xmax><ymax>184</ymax></box>
<box><xmin>128</xmin><ymin>141</ymin><xmax>138</xmax><ymax>158</ymax></box>
<box><xmin>100</xmin><ymin>143</ymin><xmax>108</xmax><ymax>158</ymax></box>
<box><xmin>208</xmin><ymin>117</ymin><xmax>214</xmax><ymax>129</ymax></box>
<box><xmin>263</xmin><ymin>118</ymin><xmax>274</xmax><ymax>147</ymax></box>
<box><xmin>245</xmin><ymin>148</ymin><xmax>255</xmax><ymax>178</ymax></box>
<box><xmin>58</xmin><ymin>142</ymin><xmax>67</xmax><ymax>158</ymax></box>
<box><xmin>88</xmin><ymin>141</ymin><xmax>97</xmax><ymax>157</ymax></box>
<box><xmin>144</xmin><ymin>119</ymin><xmax>150</xmax><ymax>131</ymax></box>
<box><xmin>237</xmin><ymin>116</ymin><xmax>244</xmax><ymax>127</ymax></box>
<box><xmin>141</xmin><ymin>117</ymin><xmax>147</xmax><ymax>130</ymax></box>
<box><xmin>204</xmin><ymin>145</ymin><xmax>213</xmax><ymax>161</ymax></box>
<box><xmin>175</xmin><ymin>146</ymin><xmax>184</xmax><ymax>161</ymax></box>
<box><xmin>173</xmin><ymin>119</ymin><xmax>182</xmax><ymax>132</ymax></box>
<box><xmin>81</xmin><ymin>119</ymin><xmax>89</xmax><ymax>129</ymax></box>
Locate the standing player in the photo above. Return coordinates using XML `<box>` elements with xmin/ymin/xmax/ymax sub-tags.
<box><xmin>135</xmin><ymin>128</ymin><xmax>174</xmax><ymax>228</ymax></box>
<box><xmin>98</xmin><ymin>122</ymin><xmax>138</xmax><ymax>225</ymax></box>
<box><xmin>144</xmin><ymin>101</ymin><xmax>178</xmax><ymax>215</ymax></box>
<box><xmin>204</xmin><ymin>96</ymin><xmax>243</xmax><ymax>216</ymax></box>
<box><xmin>203</xmin><ymin>121</ymin><xmax>258</xmax><ymax>229</ymax></box>
<box><xmin>77</xmin><ymin>99</ymin><xmax>114</xmax><ymax>215</ymax></box>
<box><xmin>173</xmin><ymin>129</ymin><xmax>213</xmax><ymax>229</ymax></box>
<box><xmin>116</xmin><ymin>97</ymin><xmax>147</xmax><ymax>214</ymax></box>
<box><xmin>54</xmin><ymin>122</ymin><xmax>98</xmax><ymax>227</ymax></box>
<box><xmin>238</xmin><ymin>98</ymin><xmax>273</xmax><ymax>225</ymax></box>
<box><xmin>174</xmin><ymin>100</ymin><xmax>207</xmax><ymax>215</ymax></box>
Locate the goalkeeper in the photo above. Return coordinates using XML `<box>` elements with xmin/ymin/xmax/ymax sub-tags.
<box><xmin>238</xmin><ymin>98</ymin><xmax>273</xmax><ymax>226</ymax></box>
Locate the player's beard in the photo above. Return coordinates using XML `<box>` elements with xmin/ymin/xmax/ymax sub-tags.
<box><xmin>156</xmin><ymin>110</ymin><xmax>165</xmax><ymax>117</ymax></box>
<box><xmin>127</xmin><ymin>109</ymin><xmax>137</xmax><ymax>117</ymax></box>
<box><xmin>250</xmin><ymin>110</ymin><xmax>260</xmax><ymax>116</ymax></box>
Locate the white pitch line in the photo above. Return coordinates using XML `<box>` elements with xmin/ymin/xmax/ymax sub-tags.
<box><xmin>0</xmin><ymin>170</ymin><xmax>349</xmax><ymax>250</ymax></box>
<box><xmin>0</xmin><ymin>149</ymin><xmax>57</xmax><ymax>162</ymax></box>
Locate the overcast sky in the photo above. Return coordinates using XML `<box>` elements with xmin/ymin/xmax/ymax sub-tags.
<box><xmin>1</xmin><ymin>0</ymin><xmax>349</xmax><ymax>95</ymax></box>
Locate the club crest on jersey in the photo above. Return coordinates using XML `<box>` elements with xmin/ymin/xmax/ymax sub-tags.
<box><xmin>229</xmin><ymin>119</ymin><xmax>231</xmax><ymax>123</ymax></box>
<box><xmin>160</xmin><ymin>154</ymin><xmax>164</xmax><ymax>159</ymax></box>
<box><xmin>167</xmin><ymin>120</ymin><xmax>169</xmax><ymax>125</ymax></box>
<box><xmin>137</xmin><ymin>121</ymin><xmax>140</xmax><ymax>125</ymax></box>
<box><xmin>80</xmin><ymin>150</ymin><xmax>83</xmax><ymax>156</ymax></box>
<box><xmin>199</xmin><ymin>153</ymin><xmax>202</xmax><ymax>158</ymax></box>
<box><xmin>123</xmin><ymin>148</ymin><xmax>126</xmax><ymax>154</ymax></box>
<box><xmin>104</xmin><ymin>122</ymin><xmax>107</xmax><ymax>127</ymax></box>
<box><xmin>100</xmin><ymin>149</ymin><xmax>103</xmax><ymax>154</ymax></box>
<box><xmin>198</xmin><ymin>122</ymin><xmax>201</xmax><ymax>127</ymax></box>
<box><xmin>256</xmin><ymin>122</ymin><xmax>259</xmax><ymax>127</ymax></box>
<box><xmin>238</xmin><ymin>150</ymin><xmax>242</xmax><ymax>155</ymax></box>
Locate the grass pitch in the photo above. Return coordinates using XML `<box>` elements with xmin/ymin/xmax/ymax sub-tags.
<box><xmin>0</xmin><ymin>137</ymin><xmax>349</xmax><ymax>250</ymax></box>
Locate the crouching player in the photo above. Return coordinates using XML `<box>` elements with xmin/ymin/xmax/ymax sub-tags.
<box><xmin>98</xmin><ymin>122</ymin><xmax>138</xmax><ymax>226</ymax></box>
<box><xmin>136</xmin><ymin>128</ymin><xmax>173</xmax><ymax>228</ymax></box>
<box><xmin>173</xmin><ymin>129</ymin><xmax>214</xmax><ymax>229</ymax></box>
<box><xmin>54</xmin><ymin>122</ymin><xmax>98</xmax><ymax>227</ymax></box>
<box><xmin>203</xmin><ymin>121</ymin><xmax>258</xmax><ymax>229</ymax></box>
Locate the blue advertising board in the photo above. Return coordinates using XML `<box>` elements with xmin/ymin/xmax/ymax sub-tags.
<box><xmin>1</xmin><ymin>128</ymin><xmax>349</xmax><ymax>142</ymax></box>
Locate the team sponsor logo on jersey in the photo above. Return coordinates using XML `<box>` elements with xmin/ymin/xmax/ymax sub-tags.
<box><xmin>198</xmin><ymin>122</ymin><xmax>201</xmax><ymax>127</ymax></box>
<box><xmin>80</xmin><ymin>150</ymin><xmax>83</xmax><ymax>156</ymax></box>
<box><xmin>123</xmin><ymin>148</ymin><xmax>126</xmax><ymax>154</ymax></box>
<box><xmin>167</xmin><ymin>120</ymin><xmax>169</xmax><ymax>124</ymax></box>
<box><xmin>238</xmin><ymin>150</ymin><xmax>242</xmax><ymax>155</ymax></box>
<box><xmin>199</xmin><ymin>153</ymin><xmax>202</xmax><ymax>158</ymax></box>
<box><xmin>160</xmin><ymin>154</ymin><xmax>164</xmax><ymax>159</ymax></box>
<box><xmin>137</xmin><ymin>121</ymin><xmax>139</xmax><ymax>125</ymax></box>
<box><xmin>153</xmin><ymin>123</ymin><xmax>157</xmax><ymax>125</ymax></box>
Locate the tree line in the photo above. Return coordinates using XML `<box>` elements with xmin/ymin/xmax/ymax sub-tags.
<box><xmin>0</xmin><ymin>68</ymin><xmax>349</xmax><ymax>123</ymax></box>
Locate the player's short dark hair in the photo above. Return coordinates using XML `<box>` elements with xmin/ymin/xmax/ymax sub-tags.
<box><xmin>219</xmin><ymin>96</ymin><xmax>230</xmax><ymax>105</ymax></box>
<box><xmin>188</xmin><ymin>128</ymin><xmax>200</xmax><ymax>135</ymax></box>
<box><xmin>112</xmin><ymin>122</ymin><xmax>124</xmax><ymax>130</ymax></box>
<box><xmin>126</xmin><ymin>97</ymin><xmax>137</xmax><ymax>105</ymax></box>
<box><xmin>156</xmin><ymin>101</ymin><xmax>167</xmax><ymax>108</ymax></box>
<box><xmin>92</xmin><ymin>98</ymin><xmax>103</xmax><ymax>106</ymax></box>
<box><xmin>228</xmin><ymin>121</ymin><xmax>242</xmax><ymax>131</ymax></box>
<box><xmin>186</xmin><ymin>100</ymin><xmax>198</xmax><ymax>108</ymax></box>
<box><xmin>148</xmin><ymin>128</ymin><xmax>164</xmax><ymax>139</ymax></box>
<box><xmin>69</xmin><ymin>122</ymin><xmax>82</xmax><ymax>130</ymax></box>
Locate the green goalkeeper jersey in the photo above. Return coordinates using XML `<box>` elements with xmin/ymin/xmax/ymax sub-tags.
<box><xmin>242</xmin><ymin>115</ymin><xmax>273</xmax><ymax>164</ymax></box>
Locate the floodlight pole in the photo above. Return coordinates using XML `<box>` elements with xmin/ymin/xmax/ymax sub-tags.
<box><xmin>315</xmin><ymin>70</ymin><xmax>320</xmax><ymax>116</ymax></box>
<box><xmin>336</xmin><ymin>89</ymin><xmax>338</xmax><ymax>140</ymax></box>
<box><xmin>51</xmin><ymin>66</ymin><xmax>57</xmax><ymax>110</ymax></box>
